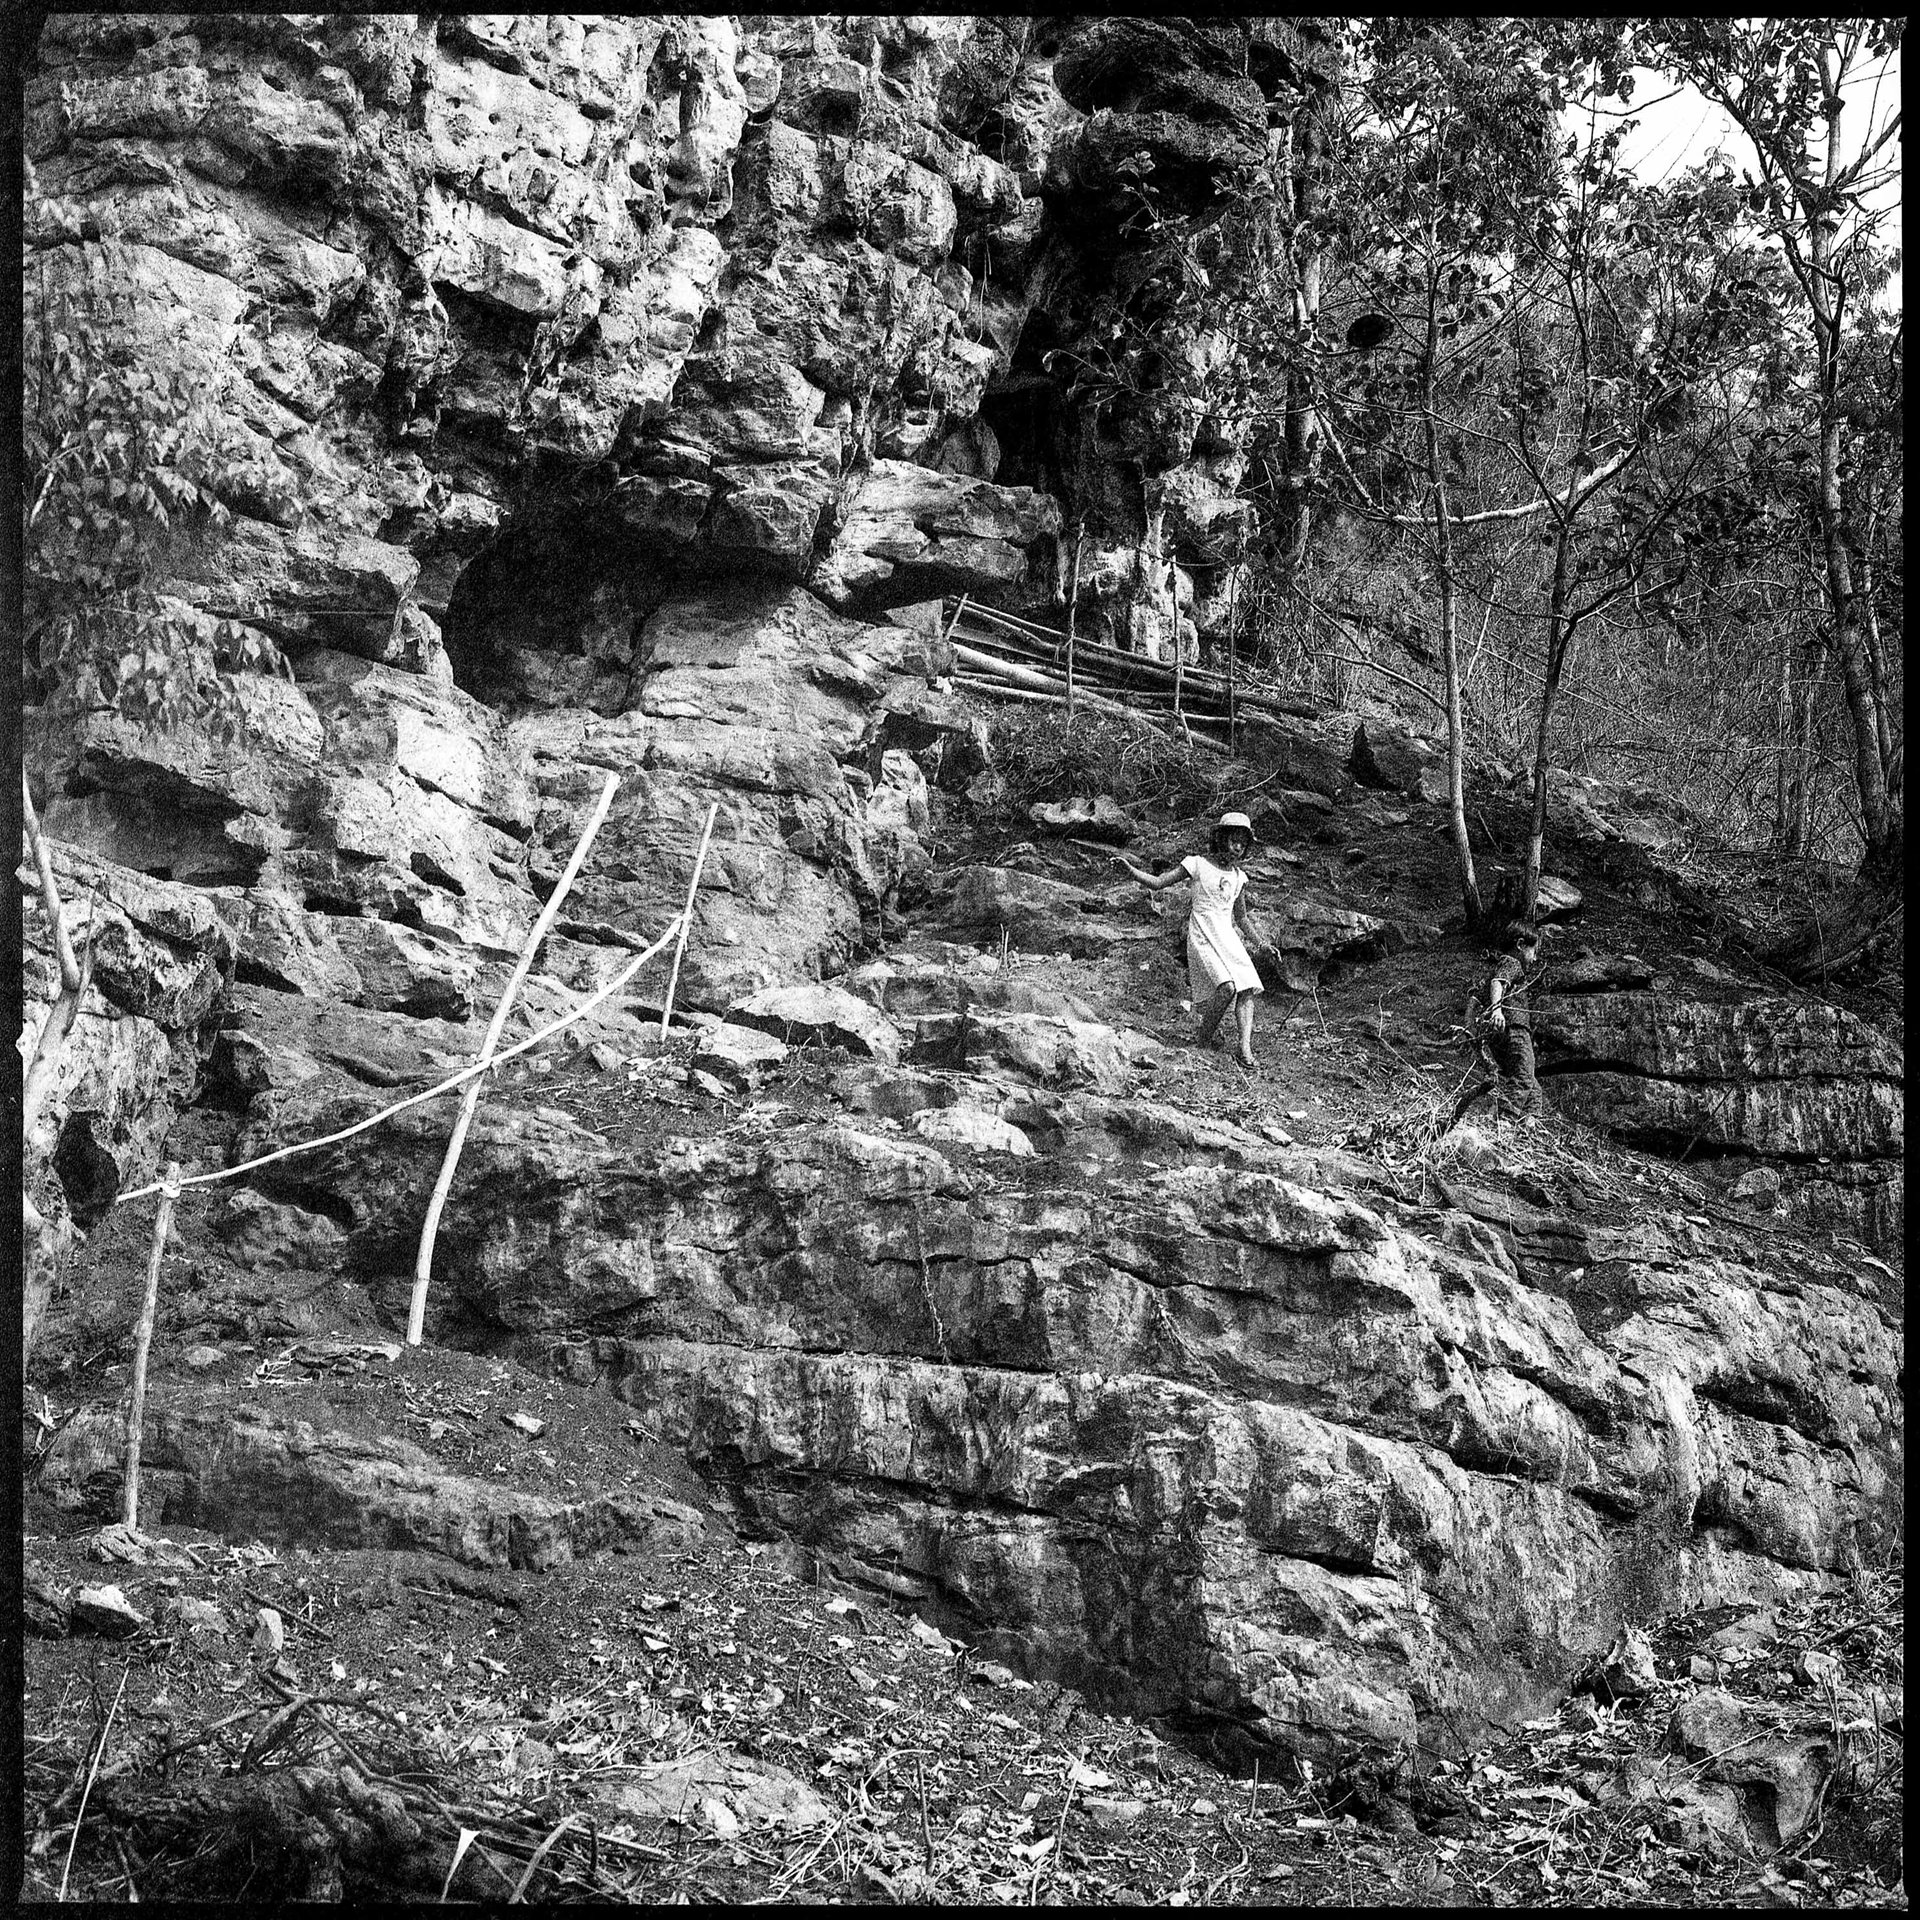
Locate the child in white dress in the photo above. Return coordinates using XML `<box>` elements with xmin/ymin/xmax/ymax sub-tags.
<box><xmin>1118</xmin><ymin>811</ymin><xmax>1267</xmax><ymax>1071</ymax></box>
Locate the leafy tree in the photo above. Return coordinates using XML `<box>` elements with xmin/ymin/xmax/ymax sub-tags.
<box><xmin>1649</xmin><ymin>18</ymin><xmax>1904</xmax><ymax>883</ymax></box>
<box><xmin>1294</xmin><ymin>22</ymin><xmax>1760</xmax><ymax>919</ymax></box>
<box><xmin>22</xmin><ymin>238</ymin><xmax>280</xmax><ymax>738</ymax></box>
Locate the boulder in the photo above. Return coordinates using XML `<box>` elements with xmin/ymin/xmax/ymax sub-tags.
<box><xmin>205</xmin><ymin>1063</ymin><xmax>1902</xmax><ymax>1771</ymax></box>
<box><xmin>944</xmin><ymin>866</ymin><xmax>1138</xmax><ymax>957</ymax></box>
<box><xmin>1534</xmin><ymin>995</ymin><xmax>1902</xmax><ymax>1175</ymax></box>
<box><xmin>72</xmin><ymin>1585</ymin><xmax>146</xmax><ymax>1638</ymax></box>
<box><xmin>810</xmin><ymin>461</ymin><xmax>1063</xmax><ymax>613</ymax></box>
<box><xmin>692</xmin><ymin>1021</ymin><xmax>792</xmax><ymax>1091</ymax></box>
<box><xmin>1349</xmin><ymin>718</ymin><xmax>1442</xmax><ymax>799</ymax></box>
<box><xmin>1535</xmin><ymin>875</ymin><xmax>1583</xmax><ymax>921</ymax></box>
<box><xmin>215</xmin><ymin>1189</ymin><xmax>348</xmax><ymax>1271</ymax></box>
<box><xmin>907</xmin><ymin>1008</ymin><xmax>1155</xmax><ymax>1095</ymax></box>
<box><xmin>1029</xmin><ymin>795</ymin><xmax>1135</xmax><ymax>844</ymax></box>
<box><xmin>294</xmin><ymin>1125</ymin><xmax>1895</xmax><ymax>1768</ymax></box>
<box><xmin>1668</xmin><ymin>1687</ymin><xmax>1834</xmax><ymax>1849</ymax></box>
<box><xmin>113</xmin><ymin>1400</ymin><xmax>706</xmax><ymax>1572</ymax></box>
<box><xmin>1256</xmin><ymin>899</ymin><xmax>1408</xmax><ymax>993</ymax></box>
<box><xmin>1729</xmin><ymin>1164</ymin><xmax>1783</xmax><ymax>1208</ymax></box>
<box><xmin>727</xmin><ymin>984</ymin><xmax>903</xmax><ymax>1063</ymax></box>
<box><xmin>910</xmin><ymin>1107</ymin><xmax>1036</xmax><ymax>1158</ymax></box>
<box><xmin>1545</xmin><ymin>951</ymin><xmax>1655</xmax><ymax>994</ymax></box>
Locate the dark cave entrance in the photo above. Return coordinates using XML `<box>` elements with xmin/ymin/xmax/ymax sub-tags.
<box><xmin>439</xmin><ymin>510</ymin><xmax>677</xmax><ymax>715</ymax></box>
<box><xmin>980</xmin><ymin>307</ymin><xmax>1072</xmax><ymax>501</ymax></box>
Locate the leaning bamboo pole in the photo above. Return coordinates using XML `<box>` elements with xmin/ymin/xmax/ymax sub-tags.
<box><xmin>658</xmin><ymin>801</ymin><xmax>719</xmax><ymax>1038</ymax></box>
<box><xmin>408</xmin><ymin>770</ymin><xmax>620</xmax><ymax>1347</ymax></box>
<box><xmin>119</xmin><ymin>915</ymin><xmax>685</xmax><ymax>1208</ymax></box>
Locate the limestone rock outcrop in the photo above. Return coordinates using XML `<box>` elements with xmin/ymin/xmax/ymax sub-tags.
<box><xmin>21</xmin><ymin>845</ymin><xmax>236</xmax><ymax>1220</ymax></box>
<box><xmin>39</xmin><ymin>1399</ymin><xmax>705</xmax><ymax>1570</ymax></box>
<box><xmin>1534</xmin><ymin>994</ymin><xmax>1904</xmax><ymax>1246</ymax></box>
<box><xmin>19</xmin><ymin>14</ymin><xmax>1905</xmax><ymax>1792</ymax></box>
<box><xmin>25</xmin><ymin>13</ymin><xmax>1071</xmax><ymax>1034</ymax></box>
<box><xmin>225</xmin><ymin>1096</ymin><xmax>1900</xmax><ymax>1765</ymax></box>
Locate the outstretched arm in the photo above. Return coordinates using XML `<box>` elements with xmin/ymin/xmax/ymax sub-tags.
<box><xmin>1116</xmin><ymin>856</ymin><xmax>1188</xmax><ymax>894</ymax></box>
<box><xmin>1231</xmin><ymin>886</ymin><xmax>1267</xmax><ymax>952</ymax></box>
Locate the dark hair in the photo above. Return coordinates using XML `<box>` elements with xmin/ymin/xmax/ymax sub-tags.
<box><xmin>1210</xmin><ymin>824</ymin><xmax>1252</xmax><ymax>861</ymax></box>
<box><xmin>1502</xmin><ymin>923</ymin><xmax>1542</xmax><ymax>954</ymax></box>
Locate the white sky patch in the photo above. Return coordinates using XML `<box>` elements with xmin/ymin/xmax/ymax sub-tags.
<box><xmin>1566</xmin><ymin>48</ymin><xmax>1903</xmax><ymax>305</ymax></box>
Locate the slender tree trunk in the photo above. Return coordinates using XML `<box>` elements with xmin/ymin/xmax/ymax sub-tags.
<box><xmin>1807</xmin><ymin>226</ymin><xmax>1898</xmax><ymax>879</ymax></box>
<box><xmin>1817</xmin><ymin>416</ymin><xmax>1896</xmax><ymax>872</ymax></box>
<box><xmin>1421</xmin><ymin>341</ymin><xmax>1479</xmax><ymax>925</ymax></box>
<box><xmin>1855</xmin><ymin>512</ymin><xmax>1895</xmax><ymax>774</ymax></box>
<box><xmin>1269</xmin><ymin>110</ymin><xmax>1326</xmax><ymax>584</ymax></box>
<box><xmin>1774</xmin><ymin>623</ymin><xmax>1809</xmax><ymax>855</ymax></box>
<box><xmin>1781</xmin><ymin>637</ymin><xmax>1812</xmax><ymax>856</ymax></box>
<box><xmin>1523</xmin><ymin>520</ymin><xmax>1579</xmax><ymax>918</ymax></box>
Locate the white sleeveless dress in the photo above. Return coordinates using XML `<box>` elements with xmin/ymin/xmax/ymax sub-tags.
<box><xmin>1180</xmin><ymin>856</ymin><xmax>1262</xmax><ymax>998</ymax></box>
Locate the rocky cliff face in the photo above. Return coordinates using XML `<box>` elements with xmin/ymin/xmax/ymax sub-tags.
<box><xmin>211</xmin><ymin>1080</ymin><xmax>1897</xmax><ymax>1762</ymax></box>
<box><xmin>20</xmin><ymin>13</ymin><xmax>1905</xmax><ymax>1780</ymax></box>
<box><xmin>1534</xmin><ymin>995</ymin><xmax>1904</xmax><ymax>1249</ymax></box>
<box><xmin>26</xmin><ymin>12</ymin><xmax>1070</xmax><ymax>1025</ymax></box>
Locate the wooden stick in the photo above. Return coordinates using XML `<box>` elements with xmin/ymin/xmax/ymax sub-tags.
<box><xmin>1065</xmin><ymin>522</ymin><xmax>1083</xmax><ymax>726</ymax></box>
<box><xmin>116</xmin><ymin>912</ymin><xmax>682</xmax><ymax>1207</ymax></box>
<box><xmin>1227</xmin><ymin>565</ymin><xmax>1239</xmax><ymax>756</ymax></box>
<box><xmin>58</xmin><ymin>1658</ymin><xmax>129</xmax><ymax>1902</ymax></box>
<box><xmin>122</xmin><ymin>1163</ymin><xmax>180</xmax><ymax>1531</ymax></box>
<box><xmin>21</xmin><ymin>769</ymin><xmax>94</xmax><ymax>1142</ymax></box>
<box><xmin>658</xmin><ymin>801</ymin><xmax>719</xmax><ymax>1039</ymax></box>
<box><xmin>940</xmin><ymin>591</ymin><xmax>972</xmax><ymax>654</ymax></box>
<box><xmin>408</xmin><ymin>771</ymin><xmax>620</xmax><ymax>1347</ymax></box>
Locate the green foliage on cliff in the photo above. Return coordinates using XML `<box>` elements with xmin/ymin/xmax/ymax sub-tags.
<box><xmin>22</xmin><ymin>245</ymin><xmax>280</xmax><ymax>736</ymax></box>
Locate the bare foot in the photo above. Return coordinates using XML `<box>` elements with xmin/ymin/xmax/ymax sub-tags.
<box><xmin>1233</xmin><ymin>1053</ymin><xmax>1258</xmax><ymax>1075</ymax></box>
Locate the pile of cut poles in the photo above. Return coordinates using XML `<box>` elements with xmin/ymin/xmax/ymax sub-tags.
<box><xmin>942</xmin><ymin>598</ymin><xmax>1320</xmax><ymax>745</ymax></box>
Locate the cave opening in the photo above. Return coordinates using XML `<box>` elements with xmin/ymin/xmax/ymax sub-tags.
<box><xmin>980</xmin><ymin>308</ymin><xmax>1070</xmax><ymax>500</ymax></box>
<box><xmin>439</xmin><ymin>509</ymin><xmax>679</xmax><ymax>715</ymax></box>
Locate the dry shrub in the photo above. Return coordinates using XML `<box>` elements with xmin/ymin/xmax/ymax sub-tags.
<box><xmin>986</xmin><ymin>706</ymin><xmax>1244</xmax><ymax>819</ymax></box>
